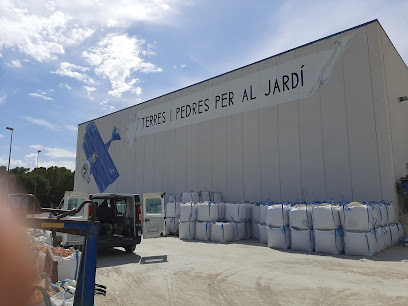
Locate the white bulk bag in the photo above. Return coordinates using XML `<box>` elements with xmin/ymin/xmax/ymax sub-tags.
<box><xmin>251</xmin><ymin>204</ymin><xmax>260</xmax><ymax>223</ymax></box>
<box><xmin>397</xmin><ymin>222</ymin><xmax>404</xmax><ymax>240</ymax></box>
<box><xmin>314</xmin><ymin>229</ymin><xmax>343</xmax><ymax>255</ymax></box>
<box><xmin>378</xmin><ymin>203</ymin><xmax>388</xmax><ymax>226</ymax></box>
<box><xmin>339</xmin><ymin>202</ymin><xmax>375</xmax><ymax>231</ymax></box>
<box><xmin>168</xmin><ymin>194</ymin><xmax>176</xmax><ymax>203</ymax></box>
<box><xmin>258</xmin><ymin>224</ymin><xmax>267</xmax><ymax>244</ymax></box>
<box><xmin>343</xmin><ymin>230</ymin><xmax>377</xmax><ymax>256</ymax></box>
<box><xmin>233</xmin><ymin>222</ymin><xmax>247</xmax><ymax>240</ymax></box>
<box><xmin>197</xmin><ymin>202</ymin><xmax>219</xmax><ymax>221</ymax></box>
<box><xmin>165</xmin><ymin>202</ymin><xmax>181</xmax><ymax>218</ymax></box>
<box><xmin>382</xmin><ymin>225</ymin><xmax>391</xmax><ymax>248</ymax></box>
<box><xmin>266</xmin><ymin>204</ymin><xmax>289</xmax><ymax>228</ymax></box>
<box><xmin>245</xmin><ymin>203</ymin><xmax>252</xmax><ymax>221</ymax></box>
<box><xmin>182</xmin><ymin>191</ymin><xmax>193</xmax><ymax>203</ymax></box>
<box><xmin>175</xmin><ymin>193</ymin><xmax>182</xmax><ymax>203</ymax></box>
<box><xmin>195</xmin><ymin>221</ymin><xmax>213</xmax><ymax>241</ymax></box>
<box><xmin>371</xmin><ymin>204</ymin><xmax>381</xmax><ymax>228</ymax></box>
<box><xmin>211</xmin><ymin>192</ymin><xmax>222</xmax><ymax>203</ymax></box>
<box><xmin>389</xmin><ymin>223</ymin><xmax>402</xmax><ymax>245</ymax></box>
<box><xmin>225</xmin><ymin>203</ymin><xmax>247</xmax><ymax>222</ymax></box>
<box><xmin>211</xmin><ymin>222</ymin><xmax>234</xmax><ymax>243</ymax></box>
<box><xmin>56</xmin><ymin>250</ymin><xmax>81</xmax><ymax>281</ymax></box>
<box><xmin>218</xmin><ymin>202</ymin><xmax>225</xmax><ymax>220</ymax></box>
<box><xmin>385</xmin><ymin>202</ymin><xmax>398</xmax><ymax>224</ymax></box>
<box><xmin>374</xmin><ymin>227</ymin><xmax>385</xmax><ymax>252</ymax></box>
<box><xmin>289</xmin><ymin>204</ymin><xmax>313</xmax><ymax>230</ymax></box>
<box><xmin>290</xmin><ymin>228</ymin><xmax>314</xmax><ymax>252</ymax></box>
<box><xmin>267</xmin><ymin>226</ymin><xmax>290</xmax><ymax>250</ymax></box>
<box><xmin>179</xmin><ymin>221</ymin><xmax>196</xmax><ymax>240</ymax></box>
<box><xmin>180</xmin><ymin>203</ymin><xmax>197</xmax><ymax>222</ymax></box>
<box><xmin>312</xmin><ymin>204</ymin><xmax>340</xmax><ymax>230</ymax></box>
<box><xmin>200</xmin><ymin>191</ymin><xmax>211</xmax><ymax>202</ymax></box>
<box><xmin>252</xmin><ymin>222</ymin><xmax>260</xmax><ymax>240</ymax></box>
<box><xmin>165</xmin><ymin>217</ymin><xmax>179</xmax><ymax>235</ymax></box>
<box><xmin>259</xmin><ymin>204</ymin><xmax>268</xmax><ymax>225</ymax></box>
<box><xmin>245</xmin><ymin>221</ymin><xmax>252</xmax><ymax>239</ymax></box>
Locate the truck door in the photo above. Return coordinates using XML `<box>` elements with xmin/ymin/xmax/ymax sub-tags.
<box><xmin>142</xmin><ymin>192</ymin><xmax>165</xmax><ymax>238</ymax></box>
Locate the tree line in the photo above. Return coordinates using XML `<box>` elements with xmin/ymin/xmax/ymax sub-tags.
<box><xmin>0</xmin><ymin>166</ymin><xmax>74</xmax><ymax>207</ymax></box>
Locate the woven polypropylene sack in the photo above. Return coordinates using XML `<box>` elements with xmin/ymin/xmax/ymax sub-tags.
<box><xmin>382</xmin><ymin>225</ymin><xmax>391</xmax><ymax>248</ymax></box>
<box><xmin>179</xmin><ymin>203</ymin><xmax>197</xmax><ymax>222</ymax></box>
<box><xmin>378</xmin><ymin>203</ymin><xmax>388</xmax><ymax>226</ymax></box>
<box><xmin>290</xmin><ymin>228</ymin><xmax>314</xmax><ymax>252</ymax></box>
<box><xmin>374</xmin><ymin>227</ymin><xmax>385</xmax><ymax>252</ymax></box>
<box><xmin>389</xmin><ymin>223</ymin><xmax>403</xmax><ymax>245</ymax></box>
<box><xmin>314</xmin><ymin>229</ymin><xmax>343</xmax><ymax>255</ymax></box>
<box><xmin>225</xmin><ymin>203</ymin><xmax>247</xmax><ymax>222</ymax></box>
<box><xmin>196</xmin><ymin>202</ymin><xmax>219</xmax><ymax>221</ymax></box>
<box><xmin>175</xmin><ymin>193</ymin><xmax>182</xmax><ymax>203</ymax></box>
<box><xmin>266</xmin><ymin>204</ymin><xmax>289</xmax><ymax>228</ymax></box>
<box><xmin>195</xmin><ymin>221</ymin><xmax>213</xmax><ymax>241</ymax></box>
<box><xmin>165</xmin><ymin>202</ymin><xmax>181</xmax><ymax>218</ymax></box>
<box><xmin>386</xmin><ymin>203</ymin><xmax>398</xmax><ymax>224</ymax></box>
<box><xmin>371</xmin><ymin>204</ymin><xmax>382</xmax><ymax>228</ymax></box>
<box><xmin>251</xmin><ymin>205</ymin><xmax>260</xmax><ymax>223</ymax></box>
<box><xmin>211</xmin><ymin>222</ymin><xmax>234</xmax><ymax>243</ymax></box>
<box><xmin>245</xmin><ymin>203</ymin><xmax>252</xmax><ymax>221</ymax></box>
<box><xmin>312</xmin><ymin>204</ymin><xmax>341</xmax><ymax>230</ymax></box>
<box><xmin>245</xmin><ymin>221</ymin><xmax>252</xmax><ymax>239</ymax></box>
<box><xmin>165</xmin><ymin>217</ymin><xmax>179</xmax><ymax>235</ymax></box>
<box><xmin>232</xmin><ymin>222</ymin><xmax>247</xmax><ymax>240</ymax></box>
<box><xmin>343</xmin><ymin>230</ymin><xmax>377</xmax><ymax>256</ymax></box>
<box><xmin>259</xmin><ymin>205</ymin><xmax>268</xmax><ymax>225</ymax></box>
<box><xmin>267</xmin><ymin>226</ymin><xmax>290</xmax><ymax>249</ymax></box>
<box><xmin>211</xmin><ymin>192</ymin><xmax>222</xmax><ymax>203</ymax></box>
<box><xmin>258</xmin><ymin>224</ymin><xmax>267</xmax><ymax>244</ymax></box>
<box><xmin>200</xmin><ymin>191</ymin><xmax>211</xmax><ymax>202</ymax></box>
<box><xmin>218</xmin><ymin>202</ymin><xmax>225</xmax><ymax>220</ymax></box>
<box><xmin>339</xmin><ymin>202</ymin><xmax>375</xmax><ymax>231</ymax></box>
<box><xmin>252</xmin><ymin>222</ymin><xmax>259</xmax><ymax>240</ymax></box>
<box><xmin>289</xmin><ymin>204</ymin><xmax>313</xmax><ymax>230</ymax></box>
<box><xmin>179</xmin><ymin>221</ymin><xmax>196</xmax><ymax>240</ymax></box>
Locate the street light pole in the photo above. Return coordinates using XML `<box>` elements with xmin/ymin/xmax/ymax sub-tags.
<box><xmin>5</xmin><ymin>127</ymin><xmax>14</xmax><ymax>171</ymax></box>
<box><xmin>34</xmin><ymin>150</ymin><xmax>41</xmax><ymax>196</ymax></box>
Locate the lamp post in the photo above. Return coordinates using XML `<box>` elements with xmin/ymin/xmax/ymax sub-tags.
<box><xmin>5</xmin><ymin>127</ymin><xmax>13</xmax><ymax>171</ymax></box>
<box><xmin>34</xmin><ymin>150</ymin><xmax>41</xmax><ymax>196</ymax></box>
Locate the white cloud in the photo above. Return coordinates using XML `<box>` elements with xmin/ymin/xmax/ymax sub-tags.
<box><xmin>58</xmin><ymin>83</ymin><xmax>72</xmax><ymax>90</ymax></box>
<box><xmin>82</xmin><ymin>33</ymin><xmax>162</xmax><ymax>98</ymax></box>
<box><xmin>65</xmin><ymin>125</ymin><xmax>77</xmax><ymax>132</ymax></box>
<box><xmin>0</xmin><ymin>94</ymin><xmax>6</xmax><ymax>104</ymax></box>
<box><xmin>52</xmin><ymin>62</ymin><xmax>95</xmax><ymax>84</ymax></box>
<box><xmin>43</xmin><ymin>147</ymin><xmax>76</xmax><ymax>159</ymax></box>
<box><xmin>28</xmin><ymin>92</ymin><xmax>53</xmax><ymax>101</ymax></box>
<box><xmin>106</xmin><ymin>19</ymin><xmax>118</xmax><ymax>28</ymax></box>
<box><xmin>0</xmin><ymin>134</ymin><xmax>4</xmax><ymax>138</ymax></box>
<box><xmin>30</xmin><ymin>145</ymin><xmax>43</xmax><ymax>150</ymax></box>
<box><xmin>6</xmin><ymin>59</ymin><xmax>22</xmax><ymax>68</ymax></box>
<box><xmin>180</xmin><ymin>64</ymin><xmax>186</xmax><ymax>68</ymax></box>
<box><xmin>22</xmin><ymin>116</ymin><xmax>55</xmax><ymax>129</ymax></box>
<box><xmin>39</xmin><ymin>160</ymin><xmax>75</xmax><ymax>171</ymax></box>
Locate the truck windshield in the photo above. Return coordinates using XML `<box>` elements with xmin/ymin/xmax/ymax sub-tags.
<box><xmin>67</xmin><ymin>198</ymin><xmax>85</xmax><ymax>216</ymax></box>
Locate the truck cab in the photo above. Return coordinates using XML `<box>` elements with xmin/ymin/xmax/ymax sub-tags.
<box><xmin>58</xmin><ymin>191</ymin><xmax>166</xmax><ymax>252</ymax></box>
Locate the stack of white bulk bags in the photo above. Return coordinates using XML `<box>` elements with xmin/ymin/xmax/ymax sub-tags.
<box><xmin>245</xmin><ymin>203</ymin><xmax>252</xmax><ymax>239</ymax></box>
<box><xmin>251</xmin><ymin>203</ymin><xmax>260</xmax><ymax>240</ymax></box>
<box><xmin>211</xmin><ymin>222</ymin><xmax>234</xmax><ymax>242</ymax></box>
<box><xmin>233</xmin><ymin>222</ymin><xmax>248</xmax><ymax>240</ymax></box>
<box><xmin>165</xmin><ymin>201</ymin><xmax>181</xmax><ymax>236</ymax></box>
<box><xmin>312</xmin><ymin>204</ymin><xmax>343</xmax><ymax>255</ymax></box>
<box><xmin>179</xmin><ymin>221</ymin><xmax>196</xmax><ymax>240</ymax></box>
<box><xmin>374</xmin><ymin>226</ymin><xmax>385</xmax><ymax>252</ymax></box>
<box><xmin>258</xmin><ymin>204</ymin><xmax>269</xmax><ymax>244</ymax></box>
<box><xmin>195</xmin><ymin>221</ymin><xmax>214</xmax><ymax>241</ymax></box>
<box><xmin>179</xmin><ymin>202</ymin><xmax>197</xmax><ymax>240</ymax></box>
<box><xmin>197</xmin><ymin>202</ymin><xmax>219</xmax><ymax>222</ymax></box>
<box><xmin>266</xmin><ymin>204</ymin><xmax>290</xmax><ymax>249</ymax></box>
<box><xmin>200</xmin><ymin>191</ymin><xmax>211</xmax><ymax>202</ymax></box>
<box><xmin>289</xmin><ymin>204</ymin><xmax>314</xmax><ymax>252</ymax></box>
<box><xmin>384</xmin><ymin>202</ymin><xmax>402</xmax><ymax>246</ymax></box>
<box><xmin>218</xmin><ymin>202</ymin><xmax>225</xmax><ymax>220</ymax></box>
<box><xmin>259</xmin><ymin>204</ymin><xmax>268</xmax><ymax>226</ymax></box>
<box><xmin>175</xmin><ymin>193</ymin><xmax>182</xmax><ymax>203</ymax></box>
<box><xmin>340</xmin><ymin>202</ymin><xmax>377</xmax><ymax>256</ymax></box>
<box><xmin>211</xmin><ymin>192</ymin><xmax>222</xmax><ymax>203</ymax></box>
<box><xmin>389</xmin><ymin>222</ymin><xmax>404</xmax><ymax>245</ymax></box>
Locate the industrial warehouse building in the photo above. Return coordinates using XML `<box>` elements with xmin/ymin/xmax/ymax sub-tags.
<box><xmin>74</xmin><ymin>20</ymin><xmax>408</xmax><ymax>214</ymax></box>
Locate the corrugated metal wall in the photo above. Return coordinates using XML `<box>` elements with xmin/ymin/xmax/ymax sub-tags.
<box><xmin>74</xmin><ymin>21</ymin><xmax>406</xmax><ymax>204</ymax></box>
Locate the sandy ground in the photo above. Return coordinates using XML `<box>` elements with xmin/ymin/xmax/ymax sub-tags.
<box><xmin>94</xmin><ymin>237</ymin><xmax>408</xmax><ymax>306</ymax></box>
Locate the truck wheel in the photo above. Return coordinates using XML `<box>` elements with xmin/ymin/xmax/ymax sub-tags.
<box><xmin>125</xmin><ymin>245</ymin><xmax>136</xmax><ymax>253</ymax></box>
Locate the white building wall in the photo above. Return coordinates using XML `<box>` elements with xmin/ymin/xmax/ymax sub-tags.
<box><xmin>74</xmin><ymin>21</ymin><xmax>406</xmax><ymax>205</ymax></box>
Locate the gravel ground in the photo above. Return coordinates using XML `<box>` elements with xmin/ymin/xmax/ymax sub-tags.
<box><xmin>95</xmin><ymin>237</ymin><xmax>408</xmax><ymax>305</ymax></box>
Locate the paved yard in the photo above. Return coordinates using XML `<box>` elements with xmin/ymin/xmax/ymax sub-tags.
<box><xmin>95</xmin><ymin>237</ymin><xmax>408</xmax><ymax>305</ymax></box>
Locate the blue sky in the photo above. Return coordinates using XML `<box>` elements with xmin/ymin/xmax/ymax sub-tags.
<box><xmin>1</xmin><ymin>0</ymin><xmax>408</xmax><ymax>171</ymax></box>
